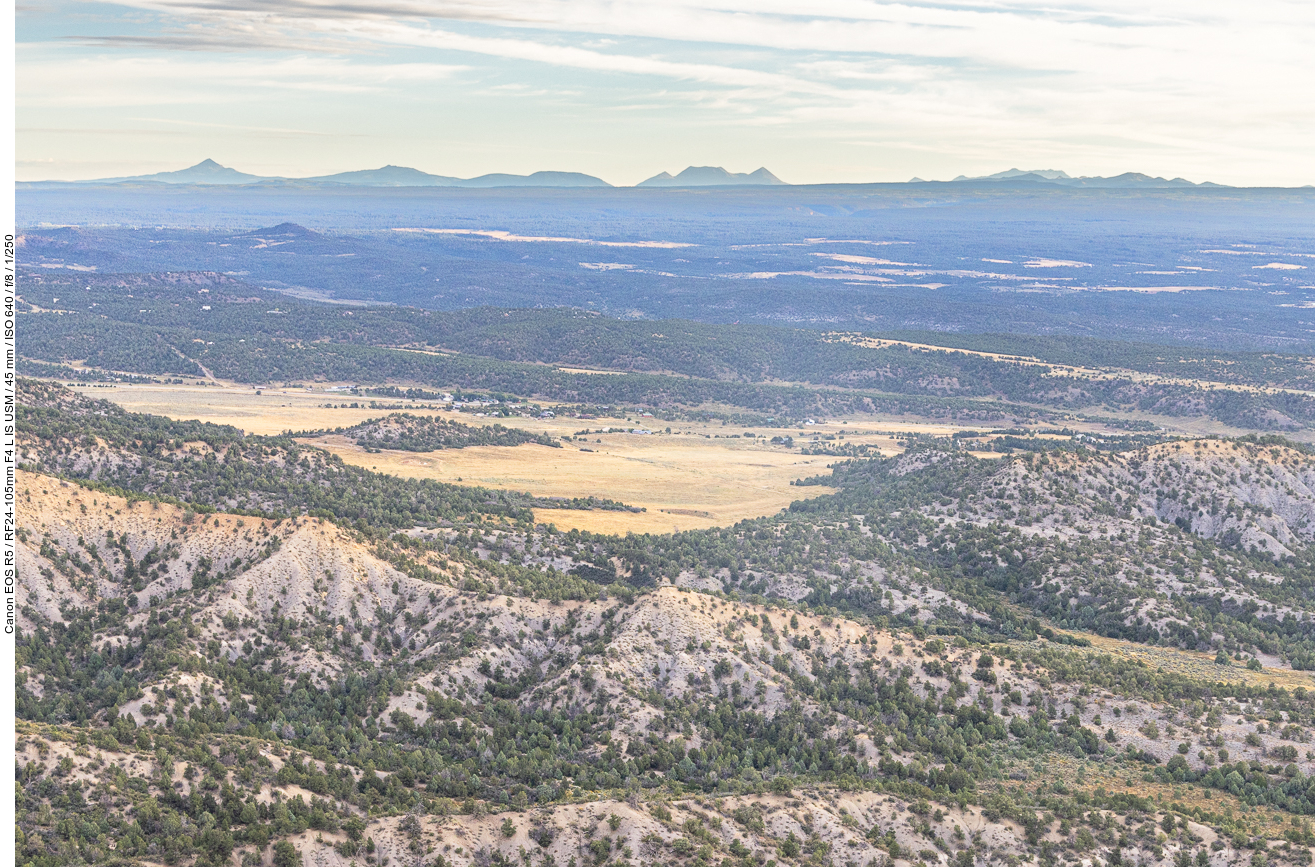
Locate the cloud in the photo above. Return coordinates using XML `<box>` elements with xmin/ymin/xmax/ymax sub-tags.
<box><xmin>17</xmin><ymin>0</ymin><xmax>1315</xmax><ymax>184</ymax></box>
<box><xmin>17</xmin><ymin>48</ymin><xmax>465</xmax><ymax>107</ymax></box>
<box><xmin>111</xmin><ymin>0</ymin><xmax>1310</xmax><ymax>81</ymax></box>
<box><xmin>132</xmin><ymin>117</ymin><xmax>366</xmax><ymax>136</ymax></box>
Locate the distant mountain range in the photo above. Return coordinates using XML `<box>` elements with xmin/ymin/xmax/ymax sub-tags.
<box><xmin>107</xmin><ymin>158</ymin><xmax>265</xmax><ymax>185</ymax></box>
<box><xmin>638</xmin><ymin>166</ymin><xmax>785</xmax><ymax>187</ymax></box>
<box><xmin>54</xmin><ymin>159</ymin><xmax>613</xmax><ymax>189</ymax></box>
<box><xmin>909</xmin><ymin>167</ymin><xmax>1222</xmax><ymax>188</ymax></box>
<box><xmin>299</xmin><ymin>165</ymin><xmax>610</xmax><ymax>189</ymax></box>
<box><xmin>26</xmin><ymin>159</ymin><xmax>1227</xmax><ymax>189</ymax></box>
<box><xmin>35</xmin><ymin>159</ymin><xmax>790</xmax><ymax>189</ymax></box>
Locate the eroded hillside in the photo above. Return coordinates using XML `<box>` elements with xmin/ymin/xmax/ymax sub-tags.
<box><xmin>18</xmin><ymin>377</ymin><xmax>1315</xmax><ymax>867</ymax></box>
<box><xmin>18</xmin><ymin>469</ymin><xmax>1315</xmax><ymax>867</ymax></box>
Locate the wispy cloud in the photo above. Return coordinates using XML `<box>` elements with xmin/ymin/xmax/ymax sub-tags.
<box><xmin>131</xmin><ymin>117</ymin><xmax>369</xmax><ymax>136</ymax></box>
<box><xmin>16</xmin><ymin>0</ymin><xmax>1315</xmax><ymax>184</ymax></box>
<box><xmin>18</xmin><ymin>49</ymin><xmax>465</xmax><ymax>106</ymax></box>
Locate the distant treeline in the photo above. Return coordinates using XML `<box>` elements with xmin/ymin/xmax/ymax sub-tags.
<box><xmin>19</xmin><ymin>275</ymin><xmax>1315</xmax><ymax>430</ymax></box>
<box><xmin>311</xmin><ymin>413</ymin><xmax>562</xmax><ymax>452</ymax></box>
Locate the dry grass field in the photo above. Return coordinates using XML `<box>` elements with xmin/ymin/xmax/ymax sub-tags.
<box><xmin>1016</xmin><ymin>753</ymin><xmax>1292</xmax><ymax>839</ymax></box>
<box><xmin>68</xmin><ymin>382</ymin><xmax>404</xmax><ymax>435</ymax></box>
<box><xmin>72</xmin><ymin>383</ymin><xmax>855</xmax><ymax>532</ymax></box>
<box><xmin>831</xmin><ymin>333</ymin><xmax>1315</xmax><ymax>402</ymax></box>
<box><xmin>308</xmin><ymin>433</ymin><xmax>839</xmax><ymax>533</ymax></box>
<box><xmin>1061</xmin><ymin>631</ymin><xmax>1315</xmax><ymax>691</ymax></box>
<box><xmin>69</xmin><ymin>381</ymin><xmax>1159</xmax><ymax>533</ymax></box>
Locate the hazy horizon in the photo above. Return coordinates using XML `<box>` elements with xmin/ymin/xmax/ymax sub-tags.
<box><xmin>17</xmin><ymin>1</ymin><xmax>1315</xmax><ymax>187</ymax></box>
<box><xmin>18</xmin><ymin>157</ymin><xmax>1272</xmax><ymax>188</ymax></box>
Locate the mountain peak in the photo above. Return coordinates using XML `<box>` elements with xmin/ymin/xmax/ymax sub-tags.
<box><xmin>460</xmin><ymin>171</ymin><xmax>612</xmax><ymax>188</ymax></box>
<box><xmin>637</xmin><ymin>166</ymin><xmax>787</xmax><ymax>187</ymax></box>
<box><xmin>300</xmin><ymin>165</ymin><xmax>460</xmax><ymax>187</ymax></box>
<box><xmin>952</xmin><ymin>168</ymin><xmax>1073</xmax><ymax>181</ymax></box>
<box><xmin>926</xmin><ymin>168</ymin><xmax>1218</xmax><ymax>188</ymax></box>
<box><xmin>243</xmin><ymin>222</ymin><xmax>319</xmax><ymax>238</ymax></box>
<box><xmin>88</xmin><ymin>159</ymin><xmax>269</xmax><ymax>185</ymax></box>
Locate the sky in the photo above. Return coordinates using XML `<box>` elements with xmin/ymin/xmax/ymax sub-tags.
<box><xmin>16</xmin><ymin>0</ymin><xmax>1315</xmax><ymax>186</ymax></box>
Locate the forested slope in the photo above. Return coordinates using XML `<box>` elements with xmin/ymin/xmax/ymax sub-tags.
<box><xmin>16</xmin><ymin>377</ymin><xmax>1315</xmax><ymax>867</ymax></box>
<box><xmin>19</xmin><ymin>272</ymin><xmax>1315</xmax><ymax>430</ymax></box>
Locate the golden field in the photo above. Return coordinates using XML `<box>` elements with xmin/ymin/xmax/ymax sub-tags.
<box><xmin>68</xmin><ymin>382</ymin><xmax>409</xmax><ymax>436</ymax></box>
<box><xmin>69</xmin><ymin>383</ymin><xmax>852</xmax><ymax>533</ymax></box>
<box><xmin>71</xmin><ymin>381</ymin><xmax>1136</xmax><ymax>533</ymax></box>
<box><xmin>1064</xmin><ymin>631</ymin><xmax>1315</xmax><ymax>691</ymax></box>
<box><xmin>309</xmin><ymin>433</ymin><xmax>839</xmax><ymax>534</ymax></box>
